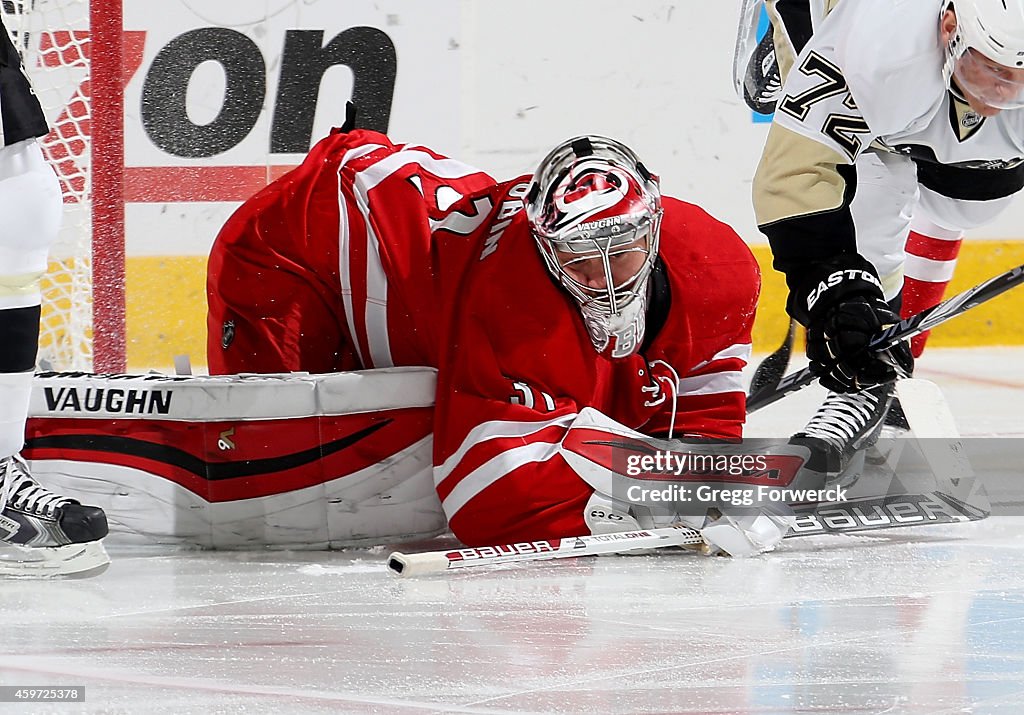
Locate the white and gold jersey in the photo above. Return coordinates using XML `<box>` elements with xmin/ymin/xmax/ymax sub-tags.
<box><xmin>753</xmin><ymin>0</ymin><xmax>1024</xmax><ymax>301</ymax></box>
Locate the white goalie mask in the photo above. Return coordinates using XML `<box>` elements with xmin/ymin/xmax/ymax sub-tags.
<box><xmin>524</xmin><ymin>136</ymin><xmax>663</xmax><ymax>359</ymax></box>
<box><xmin>942</xmin><ymin>0</ymin><xmax>1024</xmax><ymax>110</ymax></box>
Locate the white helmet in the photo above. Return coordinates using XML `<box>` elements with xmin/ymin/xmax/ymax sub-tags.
<box><xmin>944</xmin><ymin>0</ymin><xmax>1024</xmax><ymax>109</ymax></box>
<box><xmin>524</xmin><ymin>136</ymin><xmax>662</xmax><ymax>359</ymax></box>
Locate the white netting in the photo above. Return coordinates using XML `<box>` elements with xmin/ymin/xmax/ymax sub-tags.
<box><xmin>3</xmin><ymin>0</ymin><xmax>94</xmax><ymax>371</ymax></box>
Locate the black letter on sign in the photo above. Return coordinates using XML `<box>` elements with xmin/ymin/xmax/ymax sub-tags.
<box><xmin>142</xmin><ymin>28</ymin><xmax>265</xmax><ymax>158</ymax></box>
<box><xmin>271</xmin><ymin>27</ymin><xmax>397</xmax><ymax>153</ymax></box>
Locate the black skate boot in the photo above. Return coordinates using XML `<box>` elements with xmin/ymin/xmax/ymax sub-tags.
<box><xmin>743</xmin><ymin>28</ymin><xmax>782</xmax><ymax>114</ymax></box>
<box><xmin>789</xmin><ymin>384</ymin><xmax>896</xmax><ymax>481</ymax></box>
<box><xmin>0</xmin><ymin>454</ymin><xmax>110</xmax><ymax>577</ymax></box>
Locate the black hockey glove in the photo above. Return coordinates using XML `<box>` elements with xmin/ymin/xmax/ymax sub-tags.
<box><xmin>789</xmin><ymin>255</ymin><xmax>913</xmax><ymax>393</ymax></box>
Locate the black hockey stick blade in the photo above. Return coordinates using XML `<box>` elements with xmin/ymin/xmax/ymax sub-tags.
<box><xmin>747</xmin><ymin>262</ymin><xmax>1024</xmax><ymax>413</ymax></box>
<box><xmin>748</xmin><ymin>318</ymin><xmax>797</xmax><ymax>396</ymax></box>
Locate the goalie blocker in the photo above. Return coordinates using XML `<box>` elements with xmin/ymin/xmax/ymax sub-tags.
<box><xmin>23</xmin><ymin>368</ymin><xmax>447</xmax><ymax>548</ymax></box>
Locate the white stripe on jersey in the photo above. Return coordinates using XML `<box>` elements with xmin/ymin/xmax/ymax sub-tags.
<box><xmin>676</xmin><ymin>370</ymin><xmax>746</xmax><ymax>397</ymax></box>
<box><xmin>441</xmin><ymin>440</ymin><xmax>563</xmax><ymax>519</ymax></box>
<box><xmin>434</xmin><ymin>412</ymin><xmax>578</xmax><ymax>487</ymax></box>
<box><xmin>351</xmin><ymin>187</ymin><xmax>393</xmax><ymax>368</ymax></box>
<box><xmin>357</xmin><ymin>150</ymin><xmax>487</xmax><ymax>192</ymax></box>
<box><xmin>340</xmin><ymin>147</ymin><xmax>488</xmax><ymax>368</ymax></box>
<box><xmin>688</xmin><ymin>342</ymin><xmax>752</xmax><ymax>372</ymax></box>
<box><xmin>903</xmin><ymin>253</ymin><xmax>957</xmax><ymax>283</ymax></box>
<box><xmin>337</xmin><ymin>143</ymin><xmax>384</xmax><ymax>368</ymax></box>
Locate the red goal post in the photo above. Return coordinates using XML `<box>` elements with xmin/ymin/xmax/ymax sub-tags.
<box><xmin>3</xmin><ymin>0</ymin><xmax>125</xmax><ymax>374</ymax></box>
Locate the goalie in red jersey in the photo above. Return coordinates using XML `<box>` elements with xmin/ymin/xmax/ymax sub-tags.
<box><xmin>208</xmin><ymin>126</ymin><xmax>788</xmax><ymax>555</ymax></box>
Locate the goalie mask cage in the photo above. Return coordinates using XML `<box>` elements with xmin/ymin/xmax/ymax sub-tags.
<box><xmin>3</xmin><ymin>0</ymin><xmax>125</xmax><ymax>373</ymax></box>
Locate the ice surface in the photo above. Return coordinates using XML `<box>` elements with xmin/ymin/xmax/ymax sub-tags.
<box><xmin>2</xmin><ymin>348</ymin><xmax>1023</xmax><ymax>714</ymax></box>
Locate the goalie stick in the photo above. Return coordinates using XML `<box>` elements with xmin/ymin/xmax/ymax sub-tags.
<box><xmin>387</xmin><ymin>525</ymin><xmax>705</xmax><ymax>576</ymax></box>
<box><xmin>746</xmin><ymin>263</ymin><xmax>1024</xmax><ymax>413</ymax></box>
<box><xmin>792</xmin><ymin>378</ymin><xmax>990</xmax><ymax>536</ymax></box>
<box><xmin>389</xmin><ymin>481</ymin><xmax>988</xmax><ymax>576</ymax></box>
<box><xmin>388</xmin><ymin>468</ymin><xmax>988</xmax><ymax>576</ymax></box>
<box><xmin>894</xmin><ymin>378</ymin><xmax>978</xmax><ymax>488</ymax></box>
<box><xmin>389</xmin><ymin>478</ymin><xmax>988</xmax><ymax>576</ymax></box>
<box><xmin>389</xmin><ymin>379</ymin><xmax>989</xmax><ymax>576</ymax></box>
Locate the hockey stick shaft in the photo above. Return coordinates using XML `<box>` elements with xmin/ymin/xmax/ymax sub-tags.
<box><xmin>746</xmin><ymin>263</ymin><xmax>1024</xmax><ymax>413</ymax></box>
<box><xmin>387</xmin><ymin>524</ymin><xmax>704</xmax><ymax>577</ymax></box>
<box><xmin>749</xmin><ymin>318</ymin><xmax>797</xmax><ymax>395</ymax></box>
<box><xmin>389</xmin><ymin>471</ymin><xmax>989</xmax><ymax>575</ymax></box>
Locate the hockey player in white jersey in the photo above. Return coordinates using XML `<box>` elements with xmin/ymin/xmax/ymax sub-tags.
<box><xmin>752</xmin><ymin>0</ymin><xmax>1024</xmax><ymax>472</ymax></box>
<box><xmin>0</xmin><ymin>16</ymin><xmax>109</xmax><ymax>576</ymax></box>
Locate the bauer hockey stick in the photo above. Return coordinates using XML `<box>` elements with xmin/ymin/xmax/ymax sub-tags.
<box><xmin>390</xmin><ymin>379</ymin><xmax>990</xmax><ymax>576</ymax></box>
<box><xmin>387</xmin><ymin>524</ymin><xmax>704</xmax><ymax>576</ymax></box>
<box><xmin>746</xmin><ymin>263</ymin><xmax>1024</xmax><ymax>413</ymax></box>
<box><xmin>389</xmin><ymin>472</ymin><xmax>988</xmax><ymax>577</ymax></box>
<box><xmin>390</xmin><ymin>482</ymin><xmax>988</xmax><ymax>576</ymax></box>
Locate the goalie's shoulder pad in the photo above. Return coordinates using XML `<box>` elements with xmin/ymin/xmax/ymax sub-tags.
<box><xmin>30</xmin><ymin>367</ymin><xmax>437</xmax><ymax>420</ymax></box>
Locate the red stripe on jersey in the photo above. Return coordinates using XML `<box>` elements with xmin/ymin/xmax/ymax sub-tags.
<box><xmin>906</xmin><ymin>231</ymin><xmax>963</xmax><ymax>262</ymax></box>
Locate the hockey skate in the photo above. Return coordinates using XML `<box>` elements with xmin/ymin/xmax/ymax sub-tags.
<box><xmin>743</xmin><ymin>28</ymin><xmax>782</xmax><ymax>114</ymax></box>
<box><xmin>0</xmin><ymin>454</ymin><xmax>110</xmax><ymax>578</ymax></box>
<box><xmin>881</xmin><ymin>393</ymin><xmax>911</xmax><ymax>434</ymax></box>
<box><xmin>789</xmin><ymin>384</ymin><xmax>896</xmax><ymax>484</ymax></box>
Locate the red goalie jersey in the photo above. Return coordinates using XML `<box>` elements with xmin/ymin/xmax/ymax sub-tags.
<box><xmin>208</xmin><ymin>129</ymin><xmax>760</xmax><ymax>546</ymax></box>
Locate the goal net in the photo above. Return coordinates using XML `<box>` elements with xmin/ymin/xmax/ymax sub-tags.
<box><xmin>2</xmin><ymin>0</ymin><xmax>124</xmax><ymax>373</ymax></box>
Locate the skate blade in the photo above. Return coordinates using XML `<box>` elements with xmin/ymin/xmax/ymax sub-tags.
<box><xmin>0</xmin><ymin>540</ymin><xmax>110</xmax><ymax>579</ymax></box>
